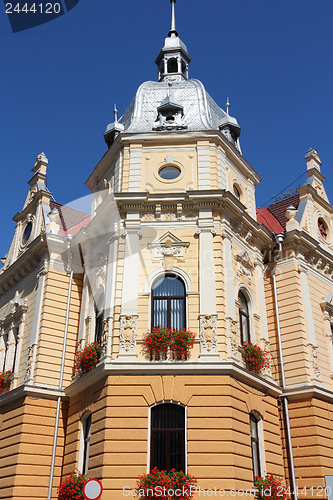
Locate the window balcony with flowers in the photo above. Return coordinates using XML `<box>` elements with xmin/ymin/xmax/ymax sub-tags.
<box><xmin>0</xmin><ymin>370</ymin><xmax>13</xmax><ymax>395</ymax></box>
<box><xmin>57</xmin><ymin>472</ymin><xmax>87</xmax><ymax>500</ymax></box>
<box><xmin>137</xmin><ymin>467</ymin><xmax>197</xmax><ymax>499</ymax></box>
<box><xmin>74</xmin><ymin>341</ymin><xmax>101</xmax><ymax>376</ymax></box>
<box><xmin>241</xmin><ymin>342</ymin><xmax>269</xmax><ymax>376</ymax></box>
<box><xmin>254</xmin><ymin>475</ymin><xmax>287</xmax><ymax>500</ymax></box>
<box><xmin>143</xmin><ymin>328</ymin><xmax>195</xmax><ymax>361</ymax></box>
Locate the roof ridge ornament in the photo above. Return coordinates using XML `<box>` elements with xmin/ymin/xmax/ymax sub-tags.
<box><xmin>226</xmin><ymin>97</ymin><xmax>230</xmax><ymax>115</ymax></box>
<box><xmin>169</xmin><ymin>0</ymin><xmax>178</xmax><ymax>37</ymax></box>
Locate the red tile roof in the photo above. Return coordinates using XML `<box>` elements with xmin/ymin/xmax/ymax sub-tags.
<box><xmin>257</xmin><ymin>194</ymin><xmax>300</xmax><ymax>232</ymax></box>
<box><xmin>50</xmin><ymin>200</ymin><xmax>90</xmax><ymax>236</ymax></box>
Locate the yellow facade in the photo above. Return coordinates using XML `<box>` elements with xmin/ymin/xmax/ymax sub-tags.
<box><xmin>1</xmin><ymin>6</ymin><xmax>333</xmax><ymax>500</ymax></box>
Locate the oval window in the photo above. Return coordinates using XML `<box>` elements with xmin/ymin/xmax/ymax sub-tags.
<box><xmin>159</xmin><ymin>165</ymin><xmax>181</xmax><ymax>180</ymax></box>
<box><xmin>318</xmin><ymin>218</ymin><xmax>328</xmax><ymax>240</ymax></box>
<box><xmin>22</xmin><ymin>222</ymin><xmax>33</xmax><ymax>245</ymax></box>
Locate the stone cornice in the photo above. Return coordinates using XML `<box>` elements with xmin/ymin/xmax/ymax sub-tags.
<box><xmin>298</xmin><ymin>184</ymin><xmax>333</xmax><ymax>214</ymax></box>
<box><xmin>65</xmin><ymin>358</ymin><xmax>282</xmax><ymax>399</ymax></box>
<box><xmin>0</xmin><ymin>383</ymin><xmax>66</xmax><ymax>408</ymax></box>
<box><xmin>0</xmin><ymin>237</ymin><xmax>47</xmax><ymax>299</ymax></box>
<box><xmin>281</xmin><ymin>230</ymin><xmax>333</xmax><ymax>280</ymax></box>
<box><xmin>13</xmin><ymin>190</ymin><xmax>51</xmax><ymax>223</ymax></box>
<box><xmin>283</xmin><ymin>384</ymin><xmax>333</xmax><ymax>404</ymax></box>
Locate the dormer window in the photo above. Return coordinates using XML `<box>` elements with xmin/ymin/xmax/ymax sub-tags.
<box><xmin>153</xmin><ymin>95</ymin><xmax>187</xmax><ymax>131</ymax></box>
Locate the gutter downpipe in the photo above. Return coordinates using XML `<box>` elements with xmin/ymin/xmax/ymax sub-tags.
<box><xmin>47</xmin><ymin>236</ymin><xmax>73</xmax><ymax>500</ymax></box>
<box><xmin>272</xmin><ymin>233</ymin><xmax>298</xmax><ymax>500</ymax></box>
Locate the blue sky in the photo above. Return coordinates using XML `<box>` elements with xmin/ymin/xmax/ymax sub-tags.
<box><xmin>0</xmin><ymin>0</ymin><xmax>332</xmax><ymax>259</ymax></box>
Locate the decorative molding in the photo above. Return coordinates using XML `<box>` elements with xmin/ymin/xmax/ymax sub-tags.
<box><xmin>199</xmin><ymin>314</ymin><xmax>218</xmax><ymax>354</ymax></box>
<box><xmin>25</xmin><ymin>343</ymin><xmax>37</xmax><ymax>381</ymax></box>
<box><xmin>119</xmin><ymin>315</ymin><xmax>138</xmax><ymax>354</ymax></box>
<box><xmin>308</xmin><ymin>343</ymin><xmax>321</xmax><ymax>380</ymax></box>
<box><xmin>235</xmin><ymin>251</ymin><xmax>254</xmax><ymax>279</ymax></box>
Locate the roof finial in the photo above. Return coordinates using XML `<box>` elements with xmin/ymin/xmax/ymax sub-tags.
<box><xmin>169</xmin><ymin>0</ymin><xmax>178</xmax><ymax>37</ymax></box>
<box><xmin>226</xmin><ymin>97</ymin><xmax>230</xmax><ymax>115</ymax></box>
<box><xmin>114</xmin><ymin>103</ymin><xmax>118</xmax><ymax>122</ymax></box>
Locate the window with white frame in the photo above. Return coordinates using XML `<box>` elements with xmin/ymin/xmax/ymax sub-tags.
<box><xmin>0</xmin><ymin>293</ymin><xmax>27</xmax><ymax>377</ymax></box>
<box><xmin>249</xmin><ymin>412</ymin><xmax>265</xmax><ymax>480</ymax></box>
<box><xmin>151</xmin><ymin>275</ymin><xmax>186</xmax><ymax>330</ymax></box>
<box><xmin>78</xmin><ymin>413</ymin><xmax>92</xmax><ymax>475</ymax></box>
<box><xmin>239</xmin><ymin>291</ymin><xmax>250</xmax><ymax>345</ymax></box>
<box><xmin>150</xmin><ymin>403</ymin><xmax>185</xmax><ymax>472</ymax></box>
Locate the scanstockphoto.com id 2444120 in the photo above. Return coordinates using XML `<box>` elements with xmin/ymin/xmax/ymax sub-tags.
<box><xmin>122</xmin><ymin>485</ymin><xmax>333</xmax><ymax>498</ymax></box>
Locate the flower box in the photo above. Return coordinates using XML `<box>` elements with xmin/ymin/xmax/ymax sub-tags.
<box><xmin>143</xmin><ymin>328</ymin><xmax>195</xmax><ymax>361</ymax></box>
<box><xmin>254</xmin><ymin>475</ymin><xmax>287</xmax><ymax>500</ymax></box>
<box><xmin>74</xmin><ymin>342</ymin><xmax>101</xmax><ymax>376</ymax></box>
<box><xmin>242</xmin><ymin>342</ymin><xmax>268</xmax><ymax>375</ymax></box>
<box><xmin>57</xmin><ymin>472</ymin><xmax>87</xmax><ymax>500</ymax></box>
<box><xmin>137</xmin><ymin>467</ymin><xmax>197</xmax><ymax>499</ymax></box>
<box><xmin>0</xmin><ymin>371</ymin><xmax>13</xmax><ymax>395</ymax></box>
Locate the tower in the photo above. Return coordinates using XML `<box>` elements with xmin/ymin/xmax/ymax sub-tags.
<box><xmin>0</xmin><ymin>2</ymin><xmax>333</xmax><ymax>500</ymax></box>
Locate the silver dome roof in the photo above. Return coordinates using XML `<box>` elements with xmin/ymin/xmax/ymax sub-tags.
<box><xmin>118</xmin><ymin>79</ymin><xmax>229</xmax><ymax>134</ymax></box>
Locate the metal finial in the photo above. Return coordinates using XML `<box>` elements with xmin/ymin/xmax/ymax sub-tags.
<box><xmin>169</xmin><ymin>0</ymin><xmax>178</xmax><ymax>37</ymax></box>
<box><xmin>114</xmin><ymin>103</ymin><xmax>118</xmax><ymax>122</ymax></box>
<box><xmin>226</xmin><ymin>97</ymin><xmax>230</xmax><ymax>115</ymax></box>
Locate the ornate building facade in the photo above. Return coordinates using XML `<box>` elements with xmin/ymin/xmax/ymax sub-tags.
<box><xmin>0</xmin><ymin>2</ymin><xmax>333</xmax><ymax>499</ymax></box>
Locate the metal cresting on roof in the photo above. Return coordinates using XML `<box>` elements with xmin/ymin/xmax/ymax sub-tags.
<box><xmin>4</xmin><ymin>0</ymin><xmax>80</xmax><ymax>33</ymax></box>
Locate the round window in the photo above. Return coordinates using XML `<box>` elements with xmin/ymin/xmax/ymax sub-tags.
<box><xmin>158</xmin><ymin>165</ymin><xmax>181</xmax><ymax>180</ymax></box>
<box><xmin>22</xmin><ymin>222</ymin><xmax>33</xmax><ymax>245</ymax></box>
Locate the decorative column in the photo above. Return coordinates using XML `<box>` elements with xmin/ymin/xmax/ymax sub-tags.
<box><xmin>117</xmin><ymin>221</ymin><xmax>142</xmax><ymax>360</ymax></box>
<box><xmin>76</xmin><ymin>274</ymin><xmax>90</xmax><ymax>353</ymax></box>
<box><xmin>322</xmin><ymin>307</ymin><xmax>333</xmax><ymax>379</ymax></box>
<box><xmin>102</xmin><ymin>228</ymin><xmax>120</xmax><ymax>358</ymax></box>
<box><xmin>298</xmin><ymin>263</ymin><xmax>322</xmax><ymax>382</ymax></box>
<box><xmin>196</xmin><ymin>215</ymin><xmax>219</xmax><ymax>360</ymax></box>
<box><xmin>14</xmin><ymin>314</ymin><xmax>26</xmax><ymax>380</ymax></box>
<box><xmin>223</xmin><ymin>229</ymin><xmax>239</xmax><ymax>361</ymax></box>
<box><xmin>25</xmin><ymin>262</ymin><xmax>47</xmax><ymax>382</ymax></box>
<box><xmin>255</xmin><ymin>259</ymin><xmax>273</xmax><ymax>379</ymax></box>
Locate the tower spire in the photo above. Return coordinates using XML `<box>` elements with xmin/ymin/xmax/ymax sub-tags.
<box><xmin>169</xmin><ymin>0</ymin><xmax>178</xmax><ymax>37</ymax></box>
<box><xmin>155</xmin><ymin>0</ymin><xmax>191</xmax><ymax>82</ymax></box>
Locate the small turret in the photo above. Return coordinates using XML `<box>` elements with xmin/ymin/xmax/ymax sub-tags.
<box><xmin>155</xmin><ymin>0</ymin><xmax>191</xmax><ymax>82</ymax></box>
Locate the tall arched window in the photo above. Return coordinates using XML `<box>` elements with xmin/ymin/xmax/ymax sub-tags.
<box><xmin>78</xmin><ymin>413</ymin><xmax>92</xmax><ymax>475</ymax></box>
<box><xmin>152</xmin><ymin>275</ymin><xmax>185</xmax><ymax>330</ymax></box>
<box><xmin>250</xmin><ymin>413</ymin><xmax>262</xmax><ymax>479</ymax></box>
<box><xmin>150</xmin><ymin>403</ymin><xmax>185</xmax><ymax>471</ymax></box>
<box><xmin>95</xmin><ymin>306</ymin><xmax>104</xmax><ymax>344</ymax></box>
<box><xmin>239</xmin><ymin>291</ymin><xmax>250</xmax><ymax>344</ymax></box>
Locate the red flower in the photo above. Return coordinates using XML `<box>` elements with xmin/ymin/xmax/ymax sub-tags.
<box><xmin>74</xmin><ymin>342</ymin><xmax>101</xmax><ymax>375</ymax></box>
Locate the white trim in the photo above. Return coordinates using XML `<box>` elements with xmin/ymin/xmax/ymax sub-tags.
<box><xmin>236</xmin><ymin>284</ymin><xmax>256</xmax><ymax>343</ymax></box>
<box><xmin>143</xmin><ymin>267</ymin><xmax>193</xmax><ymax>294</ymax></box>
<box><xmin>148</xmin><ymin>401</ymin><xmax>187</xmax><ymax>473</ymax></box>
<box><xmin>250</xmin><ymin>410</ymin><xmax>266</xmax><ymax>477</ymax></box>
<box><xmin>77</xmin><ymin>411</ymin><xmax>92</xmax><ymax>475</ymax></box>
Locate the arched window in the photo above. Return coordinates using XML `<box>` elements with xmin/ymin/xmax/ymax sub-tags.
<box><xmin>250</xmin><ymin>412</ymin><xmax>264</xmax><ymax>479</ymax></box>
<box><xmin>150</xmin><ymin>403</ymin><xmax>185</xmax><ymax>471</ymax></box>
<box><xmin>95</xmin><ymin>306</ymin><xmax>104</xmax><ymax>344</ymax></box>
<box><xmin>152</xmin><ymin>275</ymin><xmax>185</xmax><ymax>330</ymax></box>
<box><xmin>167</xmin><ymin>58</ymin><xmax>178</xmax><ymax>74</ymax></box>
<box><xmin>1</xmin><ymin>333</ymin><xmax>8</xmax><ymax>371</ymax></box>
<box><xmin>239</xmin><ymin>291</ymin><xmax>250</xmax><ymax>344</ymax></box>
<box><xmin>78</xmin><ymin>413</ymin><xmax>92</xmax><ymax>475</ymax></box>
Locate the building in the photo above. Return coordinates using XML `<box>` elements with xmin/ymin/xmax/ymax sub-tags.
<box><xmin>0</xmin><ymin>1</ymin><xmax>333</xmax><ymax>499</ymax></box>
